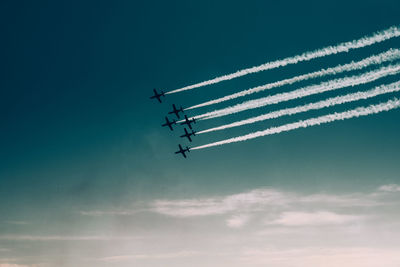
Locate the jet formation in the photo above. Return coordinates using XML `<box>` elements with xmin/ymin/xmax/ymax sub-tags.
<box><xmin>150</xmin><ymin>89</ymin><xmax>197</xmax><ymax>158</ymax></box>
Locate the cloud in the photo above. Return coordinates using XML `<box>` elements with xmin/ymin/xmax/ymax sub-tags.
<box><xmin>0</xmin><ymin>235</ymin><xmax>139</xmax><ymax>241</ymax></box>
<box><xmin>267</xmin><ymin>211</ymin><xmax>362</xmax><ymax>226</ymax></box>
<box><xmin>226</xmin><ymin>214</ymin><xmax>251</xmax><ymax>228</ymax></box>
<box><xmin>299</xmin><ymin>193</ymin><xmax>379</xmax><ymax>207</ymax></box>
<box><xmin>150</xmin><ymin>188</ymin><xmax>379</xmax><ymax>218</ymax></box>
<box><xmin>151</xmin><ymin>189</ymin><xmax>292</xmax><ymax>217</ymax></box>
<box><xmin>239</xmin><ymin>247</ymin><xmax>400</xmax><ymax>267</ymax></box>
<box><xmin>3</xmin><ymin>221</ymin><xmax>29</xmax><ymax>225</ymax></box>
<box><xmin>78</xmin><ymin>185</ymin><xmax>394</xmax><ymax>234</ymax></box>
<box><xmin>79</xmin><ymin>210</ymin><xmax>143</xmax><ymax>216</ymax></box>
<box><xmin>378</xmin><ymin>184</ymin><xmax>400</xmax><ymax>192</ymax></box>
<box><xmin>99</xmin><ymin>251</ymin><xmax>200</xmax><ymax>262</ymax></box>
<box><xmin>0</xmin><ymin>260</ymin><xmax>38</xmax><ymax>267</ymax></box>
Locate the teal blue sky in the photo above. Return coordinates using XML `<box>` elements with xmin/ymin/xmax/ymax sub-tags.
<box><xmin>1</xmin><ymin>1</ymin><xmax>400</xmax><ymax>266</ymax></box>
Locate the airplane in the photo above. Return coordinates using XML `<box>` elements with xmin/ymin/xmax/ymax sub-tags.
<box><xmin>161</xmin><ymin>117</ymin><xmax>176</xmax><ymax>131</ymax></box>
<box><xmin>175</xmin><ymin>144</ymin><xmax>190</xmax><ymax>158</ymax></box>
<box><xmin>150</xmin><ymin>88</ymin><xmax>165</xmax><ymax>103</ymax></box>
<box><xmin>180</xmin><ymin>115</ymin><xmax>196</xmax><ymax>129</ymax></box>
<box><xmin>180</xmin><ymin>127</ymin><xmax>196</xmax><ymax>142</ymax></box>
<box><xmin>168</xmin><ymin>104</ymin><xmax>184</xmax><ymax>119</ymax></box>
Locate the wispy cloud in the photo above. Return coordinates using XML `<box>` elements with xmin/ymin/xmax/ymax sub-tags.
<box><xmin>151</xmin><ymin>188</ymin><xmax>380</xmax><ymax>218</ymax></box>
<box><xmin>0</xmin><ymin>235</ymin><xmax>140</xmax><ymax>241</ymax></box>
<box><xmin>0</xmin><ymin>265</ymin><xmax>33</xmax><ymax>267</ymax></box>
<box><xmin>226</xmin><ymin>214</ymin><xmax>252</xmax><ymax>228</ymax></box>
<box><xmin>77</xmin><ymin>185</ymin><xmax>398</xmax><ymax>234</ymax></box>
<box><xmin>151</xmin><ymin>189</ymin><xmax>290</xmax><ymax>217</ymax></box>
<box><xmin>0</xmin><ymin>264</ymin><xmax>29</xmax><ymax>267</ymax></box>
<box><xmin>267</xmin><ymin>211</ymin><xmax>362</xmax><ymax>226</ymax></box>
<box><xmin>79</xmin><ymin>209</ymin><xmax>144</xmax><ymax>216</ymax></box>
<box><xmin>98</xmin><ymin>251</ymin><xmax>200</xmax><ymax>262</ymax></box>
<box><xmin>379</xmin><ymin>184</ymin><xmax>400</xmax><ymax>192</ymax></box>
<box><xmin>239</xmin><ymin>247</ymin><xmax>400</xmax><ymax>267</ymax></box>
<box><xmin>3</xmin><ymin>221</ymin><xmax>29</xmax><ymax>226</ymax></box>
<box><xmin>0</xmin><ymin>259</ymin><xmax>17</xmax><ymax>263</ymax></box>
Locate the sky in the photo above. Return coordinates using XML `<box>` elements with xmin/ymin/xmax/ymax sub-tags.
<box><xmin>0</xmin><ymin>0</ymin><xmax>400</xmax><ymax>266</ymax></box>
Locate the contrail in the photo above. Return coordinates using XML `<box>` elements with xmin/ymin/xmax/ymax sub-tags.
<box><xmin>192</xmin><ymin>64</ymin><xmax>400</xmax><ymax>121</ymax></box>
<box><xmin>166</xmin><ymin>26</ymin><xmax>400</xmax><ymax>94</ymax></box>
<box><xmin>197</xmin><ymin>81</ymin><xmax>400</xmax><ymax>134</ymax></box>
<box><xmin>192</xmin><ymin>98</ymin><xmax>400</xmax><ymax>150</ymax></box>
<box><xmin>186</xmin><ymin>49</ymin><xmax>400</xmax><ymax>110</ymax></box>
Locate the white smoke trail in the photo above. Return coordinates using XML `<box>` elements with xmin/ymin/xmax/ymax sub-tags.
<box><xmin>186</xmin><ymin>49</ymin><xmax>400</xmax><ymax>110</ymax></box>
<box><xmin>167</xmin><ymin>26</ymin><xmax>400</xmax><ymax>94</ymax></box>
<box><xmin>192</xmin><ymin>98</ymin><xmax>400</xmax><ymax>150</ymax></box>
<box><xmin>197</xmin><ymin>81</ymin><xmax>400</xmax><ymax>134</ymax></box>
<box><xmin>193</xmin><ymin>64</ymin><xmax>400</xmax><ymax>121</ymax></box>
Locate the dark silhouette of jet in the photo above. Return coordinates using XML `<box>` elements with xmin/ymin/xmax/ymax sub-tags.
<box><xmin>161</xmin><ymin>117</ymin><xmax>176</xmax><ymax>131</ymax></box>
<box><xmin>150</xmin><ymin>88</ymin><xmax>165</xmax><ymax>103</ymax></box>
<box><xmin>175</xmin><ymin>144</ymin><xmax>190</xmax><ymax>158</ymax></box>
<box><xmin>168</xmin><ymin>104</ymin><xmax>184</xmax><ymax>119</ymax></box>
<box><xmin>180</xmin><ymin>115</ymin><xmax>196</xmax><ymax>129</ymax></box>
<box><xmin>180</xmin><ymin>128</ymin><xmax>196</xmax><ymax>142</ymax></box>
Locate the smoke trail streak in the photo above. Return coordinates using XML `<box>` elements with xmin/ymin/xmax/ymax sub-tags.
<box><xmin>167</xmin><ymin>26</ymin><xmax>400</xmax><ymax>94</ymax></box>
<box><xmin>186</xmin><ymin>49</ymin><xmax>400</xmax><ymax>110</ymax></box>
<box><xmin>192</xmin><ymin>98</ymin><xmax>400</xmax><ymax>150</ymax></box>
<box><xmin>192</xmin><ymin>64</ymin><xmax>400</xmax><ymax>121</ymax></box>
<box><xmin>197</xmin><ymin>81</ymin><xmax>400</xmax><ymax>134</ymax></box>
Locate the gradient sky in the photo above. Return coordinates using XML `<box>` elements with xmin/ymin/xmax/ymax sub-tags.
<box><xmin>1</xmin><ymin>1</ymin><xmax>400</xmax><ymax>266</ymax></box>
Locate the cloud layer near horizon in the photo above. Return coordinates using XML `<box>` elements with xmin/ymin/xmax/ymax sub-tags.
<box><xmin>3</xmin><ymin>185</ymin><xmax>400</xmax><ymax>267</ymax></box>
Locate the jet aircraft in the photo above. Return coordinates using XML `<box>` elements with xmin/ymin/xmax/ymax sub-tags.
<box><xmin>150</xmin><ymin>88</ymin><xmax>165</xmax><ymax>103</ymax></box>
<box><xmin>180</xmin><ymin>128</ymin><xmax>196</xmax><ymax>142</ymax></box>
<box><xmin>168</xmin><ymin>104</ymin><xmax>184</xmax><ymax>119</ymax></box>
<box><xmin>180</xmin><ymin>115</ymin><xmax>196</xmax><ymax>129</ymax></box>
<box><xmin>161</xmin><ymin>117</ymin><xmax>176</xmax><ymax>131</ymax></box>
<box><xmin>175</xmin><ymin>144</ymin><xmax>190</xmax><ymax>158</ymax></box>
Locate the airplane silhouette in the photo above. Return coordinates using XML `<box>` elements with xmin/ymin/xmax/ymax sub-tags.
<box><xmin>175</xmin><ymin>144</ymin><xmax>190</xmax><ymax>158</ymax></box>
<box><xmin>180</xmin><ymin>128</ymin><xmax>196</xmax><ymax>142</ymax></box>
<box><xmin>168</xmin><ymin>104</ymin><xmax>184</xmax><ymax>119</ymax></box>
<box><xmin>180</xmin><ymin>115</ymin><xmax>196</xmax><ymax>129</ymax></box>
<box><xmin>150</xmin><ymin>88</ymin><xmax>165</xmax><ymax>103</ymax></box>
<box><xmin>161</xmin><ymin>117</ymin><xmax>176</xmax><ymax>131</ymax></box>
